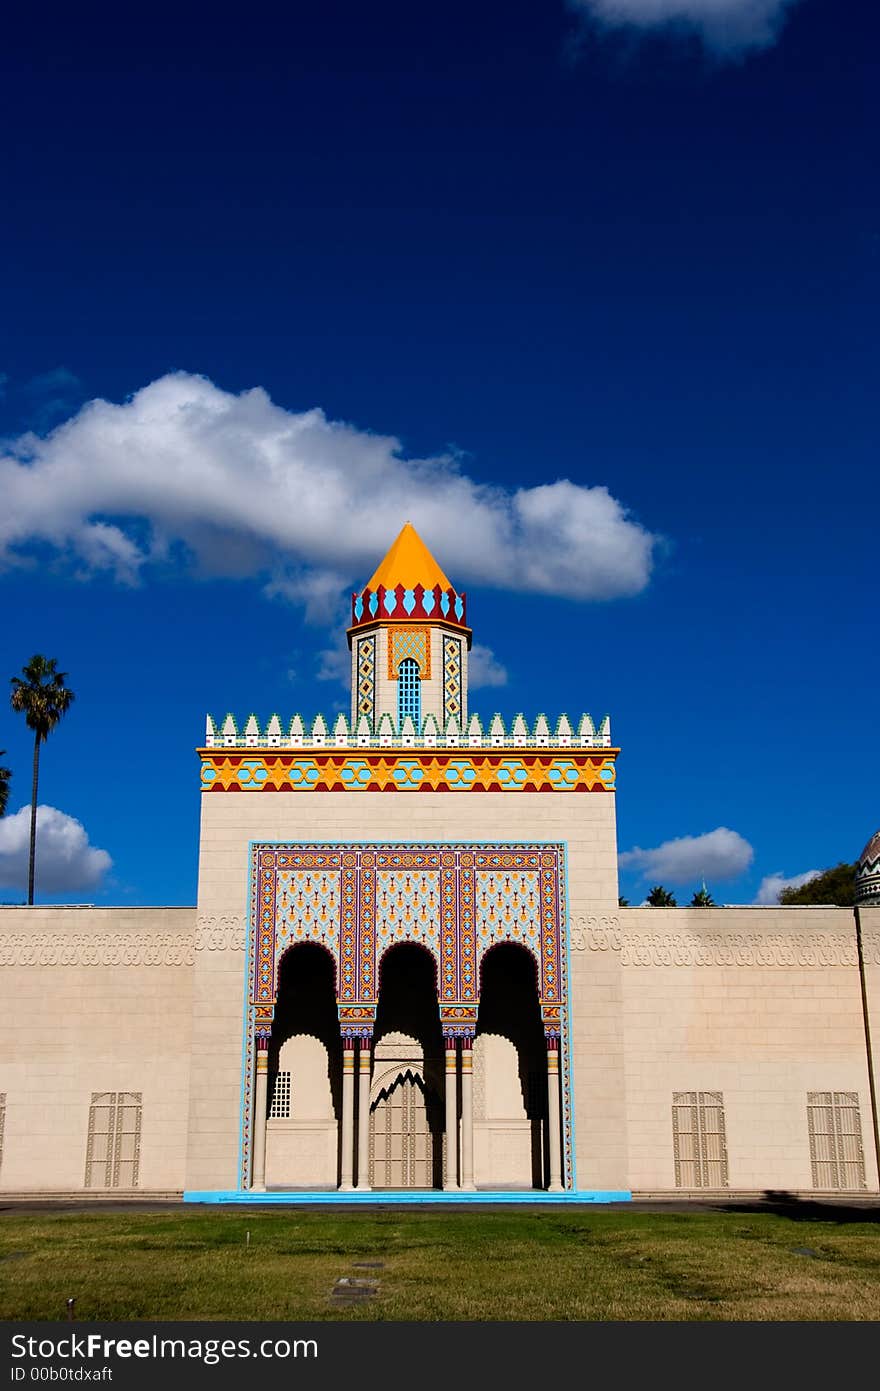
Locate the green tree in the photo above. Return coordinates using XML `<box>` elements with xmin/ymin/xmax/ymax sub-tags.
<box><xmin>618</xmin><ymin>895</ymin><xmax>630</xmax><ymax>907</ymax></box>
<box><xmin>0</xmin><ymin>752</ymin><xmax>10</xmax><ymax>817</ymax></box>
<box><xmin>10</xmin><ymin>656</ymin><xmax>75</xmax><ymax>905</ymax></box>
<box><xmin>779</xmin><ymin>863</ymin><xmax>856</xmax><ymax>907</ymax></box>
<box><xmin>689</xmin><ymin>882</ymin><xmax>715</xmax><ymax>907</ymax></box>
<box><xmin>646</xmin><ymin>885</ymin><xmax>677</xmax><ymax>907</ymax></box>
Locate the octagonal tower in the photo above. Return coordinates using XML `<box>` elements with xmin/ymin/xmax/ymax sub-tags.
<box><xmin>347</xmin><ymin>521</ymin><xmax>472</xmax><ymax>732</ymax></box>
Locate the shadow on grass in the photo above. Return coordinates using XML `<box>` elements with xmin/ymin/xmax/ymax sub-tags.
<box><xmin>717</xmin><ymin>1191</ymin><xmax>880</xmax><ymax>1224</ymax></box>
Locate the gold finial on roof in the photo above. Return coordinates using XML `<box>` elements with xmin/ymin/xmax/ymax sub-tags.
<box><xmin>365</xmin><ymin>521</ymin><xmax>453</xmax><ymax>592</ymax></box>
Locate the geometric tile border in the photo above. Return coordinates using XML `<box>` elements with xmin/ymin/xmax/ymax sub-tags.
<box><xmin>202</xmin><ymin>750</ymin><xmax>617</xmax><ymax>793</ymax></box>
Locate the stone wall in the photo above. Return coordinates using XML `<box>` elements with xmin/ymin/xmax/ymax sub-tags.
<box><xmin>616</xmin><ymin>905</ymin><xmax>880</xmax><ymax>1194</ymax></box>
<box><xmin>0</xmin><ymin>907</ymin><xmax>195</xmax><ymax>1193</ymax></box>
<box><xmin>4</xmin><ymin>880</ymin><xmax>876</xmax><ymax>1198</ymax></box>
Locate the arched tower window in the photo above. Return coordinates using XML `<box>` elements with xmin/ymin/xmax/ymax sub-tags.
<box><xmin>397</xmin><ymin>657</ymin><xmax>422</xmax><ymax>730</ymax></box>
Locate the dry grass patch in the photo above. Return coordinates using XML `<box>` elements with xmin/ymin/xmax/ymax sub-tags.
<box><xmin>0</xmin><ymin>1208</ymin><xmax>878</xmax><ymax>1322</ymax></box>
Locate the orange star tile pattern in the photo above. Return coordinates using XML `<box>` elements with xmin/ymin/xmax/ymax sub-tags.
<box><xmin>200</xmin><ymin>749</ymin><xmax>618</xmax><ymax>793</ymax></box>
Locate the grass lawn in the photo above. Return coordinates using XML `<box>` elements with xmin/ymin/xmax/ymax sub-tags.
<box><xmin>1</xmin><ymin>1207</ymin><xmax>879</xmax><ymax>1321</ymax></box>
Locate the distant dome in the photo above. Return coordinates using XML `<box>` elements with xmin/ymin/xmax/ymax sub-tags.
<box><xmin>855</xmin><ymin>829</ymin><xmax>880</xmax><ymax>905</ymax></box>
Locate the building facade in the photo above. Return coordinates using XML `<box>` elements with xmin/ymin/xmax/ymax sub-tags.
<box><xmin>1</xmin><ymin>526</ymin><xmax>878</xmax><ymax>1200</ymax></box>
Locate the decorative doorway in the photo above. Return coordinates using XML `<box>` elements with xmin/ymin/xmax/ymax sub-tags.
<box><xmin>368</xmin><ymin>1026</ymin><xmax>443</xmax><ymax>1188</ymax></box>
<box><xmin>370</xmin><ymin>1070</ymin><xmax>433</xmax><ymax>1188</ymax></box>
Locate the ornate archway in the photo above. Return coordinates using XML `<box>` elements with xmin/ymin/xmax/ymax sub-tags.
<box><xmin>243</xmin><ymin>842</ymin><xmax>573</xmax><ymax>1192</ymax></box>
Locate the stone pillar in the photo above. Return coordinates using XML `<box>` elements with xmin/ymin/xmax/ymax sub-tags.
<box><xmin>251</xmin><ymin>1037</ymin><xmax>269</xmax><ymax>1192</ymax></box>
<box><xmin>460</xmin><ymin>1036</ymin><xmax>476</xmax><ymax>1190</ymax></box>
<box><xmin>356</xmin><ymin>1038</ymin><xmax>372</xmax><ymax>1190</ymax></box>
<box><xmin>546</xmin><ymin>1037</ymin><xmax>563</xmax><ymax>1192</ymax></box>
<box><xmin>444</xmin><ymin>1036</ymin><xmax>459</xmax><ymax>1189</ymax></box>
<box><xmin>340</xmin><ymin>1037</ymin><xmax>356</xmax><ymax>1190</ymax></box>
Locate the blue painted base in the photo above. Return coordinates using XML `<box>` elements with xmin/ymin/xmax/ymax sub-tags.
<box><xmin>184</xmin><ymin>1189</ymin><xmax>632</xmax><ymax>1205</ymax></box>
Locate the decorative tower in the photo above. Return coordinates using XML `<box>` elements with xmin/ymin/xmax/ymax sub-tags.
<box><xmin>856</xmin><ymin>829</ymin><xmax>880</xmax><ymax>905</ymax></box>
<box><xmin>347</xmin><ymin>521</ymin><xmax>472</xmax><ymax>733</ymax></box>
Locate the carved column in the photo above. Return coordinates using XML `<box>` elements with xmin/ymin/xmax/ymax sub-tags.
<box><xmin>355</xmin><ymin>1038</ymin><xmax>372</xmax><ymax>1190</ymax></box>
<box><xmin>444</xmin><ymin>1036</ymin><xmax>459</xmax><ymax>1189</ymax></box>
<box><xmin>340</xmin><ymin>1037</ymin><xmax>356</xmax><ymax>1190</ymax></box>
<box><xmin>251</xmin><ymin>1037</ymin><xmax>269</xmax><ymax>1192</ymax></box>
<box><xmin>546</xmin><ymin>1037</ymin><xmax>563</xmax><ymax>1192</ymax></box>
<box><xmin>460</xmin><ymin>1036</ymin><xmax>475</xmax><ymax>1190</ymax></box>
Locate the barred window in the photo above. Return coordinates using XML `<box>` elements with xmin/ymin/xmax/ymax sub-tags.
<box><xmin>807</xmin><ymin>1092</ymin><xmax>866</xmax><ymax>1190</ymax></box>
<box><xmin>269</xmin><ymin>1071</ymin><xmax>291</xmax><ymax>1119</ymax></box>
<box><xmin>397</xmin><ymin>657</ymin><xmax>421</xmax><ymax>730</ymax></box>
<box><xmin>672</xmin><ymin>1091</ymin><xmax>729</xmax><ymax>1188</ymax></box>
<box><xmin>85</xmin><ymin>1092</ymin><xmax>142</xmax><ymax>1189</ymax></box>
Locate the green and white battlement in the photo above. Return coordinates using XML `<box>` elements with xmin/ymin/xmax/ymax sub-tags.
<box><xmin>203</xmin><ymin>711</ymin><xmax>612</xmax><ymax>749</ymax></box>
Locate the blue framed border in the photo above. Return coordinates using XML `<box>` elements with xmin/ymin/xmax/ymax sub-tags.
<box><xmin>185</xmin><ymin>1189</ymin><xmax>631</xmax><ymax>1205</ymax></box>
<box><xmin>561</xmin><ymin>844</ymin><xmax>577</xmax><ymax>1191</ymax></box>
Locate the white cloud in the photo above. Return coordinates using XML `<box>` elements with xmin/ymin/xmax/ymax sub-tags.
<box><xmin>315</xmin><ymin>639</ymin><xmax>352</xmax><ymax>687</ymax></box>
<box><xmin>468</xmin><ymin>644</ymin><xmax>508</xmax><ymax>689</ymax></box>
<box><xmin>619</xmin><ymin>826</ymin><xmax>754</xmax><ymax>884</ymax></box>
<box><xmin>0</xmin><ymin>373</ymin><xmax>657</xmax><ymax>611</ymax></box>
<box><xmin>0</xmin><ymin>806</ymin><xmax>112</xmax><ymax>895</ymax></box>
<box><xmin>752</xmin><ymin>869</ymin><xmax>821</xmax><ymax>905</ymax></box>
<box><xmin>569</xmin><ymin>0</ymin><xmax>800</xmax><ymax>56</ymax></box>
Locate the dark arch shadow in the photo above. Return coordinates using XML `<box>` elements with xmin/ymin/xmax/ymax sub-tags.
<box><xmin>271</xmin><ymin>942</ymin><xmax>342</xmax><ymax>1176</ymax></box>
<box><xmin>375</xmin><ymin>941</ymin><xmax>443</xmax><ymax>1054</ymax></box>
<box><xmin>477</xmin><ymin>941</ymin><xmax>547</xmax><ymax>1188</ymax></box>
<box><xmin>372</xmin><ymin>942</ymin><xmax>443</xmax><ymax>1187</ymax></box>
<box><xmin>371</xmin><ymin>1067</ymin><xmax>427</xmax><ymax>1109</ymax></box>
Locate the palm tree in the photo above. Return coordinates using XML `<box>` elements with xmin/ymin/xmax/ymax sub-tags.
<box><xmin>646</xmin><ymin>885</ymin><xmax>677</xmax><ymax>906</ymax></box>
<box><xmin>0</xmin><ymin>752</ymin><xmax>10</xmax><ymax>817</ymax></box>
<box><xmin>10</xmin><ymin>656</ymin><xmax>75</xmax><ymax>905</ymax></box>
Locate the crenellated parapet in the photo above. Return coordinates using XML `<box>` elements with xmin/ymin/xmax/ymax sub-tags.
<box><xmin>203</xmin><ymin>710</ymin><xmax>612</xmax><ymax>749</ymax></box>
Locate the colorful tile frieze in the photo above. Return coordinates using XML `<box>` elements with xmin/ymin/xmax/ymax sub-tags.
<box><xmin>202</xmin><ymin>749</ymin><xmax>617</xmax><ymax>792</ymax></box>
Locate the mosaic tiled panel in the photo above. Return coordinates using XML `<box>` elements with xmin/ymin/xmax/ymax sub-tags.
<box><xmin>202</xmin><ymin>751</ymin><xmax>616</xmax><ymax>792</ymax></box>
<box><xmin>356</xmin><ymin>637</ymin><xmax>375</xmax><ymax>722</ymax></box>
<box><xmin>388</xmin><ymin>626</ymin><xmax>431</xmax><ymax>679</ymax></box>
<box><xmin>376</xmin><ymin>868</ymin><xmax>441</xmax><ymax>956</ymax></box>
<box><xmin>474</xmin><ymin>868</ymin><xmax>541</xmax><ymax>958</ymax></box>
<box><xmin>250</xmin><ymin>844</ymin><xmax>567</xmax><ymax>1019</ymax></box>
<box><xmin>443</xmin><ymin>635</ymin><xmax>462</xmax><ymax>723</ymax></box>
<box><xmin>241</xmin><ymin>841</ymin><xmax>575</xmax><ymax>1190</ymax></box>
<box><xmin>276</xmin><ymin>868</ymin><xmax>341</xmax><ymax>953</ymax></box>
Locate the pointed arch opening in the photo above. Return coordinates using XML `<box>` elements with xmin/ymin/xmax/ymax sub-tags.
<box><xmin>267</xmin><ymin>942</ymin><xmax>340</xmax><ymax>1188</ymax></box>
<box><xmin>475</xmin><ymin>942</ymin><xmax>547</xmax><ymax>1188</ymax></box>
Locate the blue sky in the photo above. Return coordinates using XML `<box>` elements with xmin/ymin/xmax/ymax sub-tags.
<box><xmin>0</xmin><ymin>0</ymin><xmax>876</xmax><ymax>907</ymax></box>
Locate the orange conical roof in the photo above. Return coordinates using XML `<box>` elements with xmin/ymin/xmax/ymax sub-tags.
<box><xmin>365</xmin><ymin>522</ymin><xmax>453</xmax><ymax>592</ymax></box>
